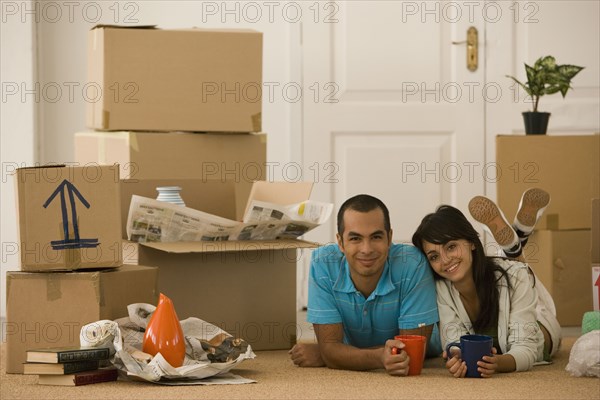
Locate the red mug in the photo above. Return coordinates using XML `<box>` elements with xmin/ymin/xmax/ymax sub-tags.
<box><xmin>392</xmin><ymin>335</ymin><xmax>426</xmax><ymax>376</ymax></box>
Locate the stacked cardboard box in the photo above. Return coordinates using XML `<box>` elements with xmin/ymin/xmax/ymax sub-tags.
<box><xmin>592</xmin><ymin>199</ymin><xmax>599</xmax><ymax>311</ymax></box>
<box><xmin>87</xmin><ymin>26</ymin><xmax>263</xmax><ymax>133</ymax></box>
<box><xmin>496</xmin><ymin>135</ymin><xmax>600</xmax><ymax>326</ymax></box>
<box><xmin>74</xmin><ymin>26</ymin><xmax>318</xmax><ymax>351</ymax></box>
<box><xmin>6</xmin><ymin>165</ymin><xmax>158</xmax><ymax>373</ymax></box>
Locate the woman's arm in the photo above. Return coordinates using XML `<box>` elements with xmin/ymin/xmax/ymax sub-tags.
<box><xmin>502</xmin><ymin>264</ymin><xmax>542</xmax><ymax>371</ymax></box>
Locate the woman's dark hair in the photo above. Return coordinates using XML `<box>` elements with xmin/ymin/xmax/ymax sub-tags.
<box><xmin>411</xmin><ymin>205</ymin><xmax>511</xmax><ymax>332</ymax></box>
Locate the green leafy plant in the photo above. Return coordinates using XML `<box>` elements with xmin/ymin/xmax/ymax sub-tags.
<box><xmin>506</xmin><ymin>56</ymin><xmax>584</xmax><ymax>112</ymax></box>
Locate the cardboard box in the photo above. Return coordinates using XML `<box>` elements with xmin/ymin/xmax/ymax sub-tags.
<box><xmin>121</xmin><ymin>180</ymin><xmax>316</xmax><ymax>264</ymax></box>
<box><xmin>74</xmin><ymin>131</ymin><xmax>266</xmax><ymax>220</ymax></box>
<box><xmin>593</xmin><ymin>266</ymin><xmax>600</xmax><ymax>311</ymax></box>
<box><xmin>87</xmin><ymin>26</ymin><xmax>262</xmax><ymax>132</ymax></box>
<box><xmin>5</xmin><ymin>265</ymin><xmax>158</xmax><ymax>373</ymax></box>
<box><xmin>592</xmin><ymin>199</ymin><xmax>599</xmax><ymax>264</ymax></box>
<box><xmin>592</xmin><ymin>199</ymin><xmax>599</xmax><ymax>311</ymax></box>
<box><xmin>139</xmin><ymin>240</ymin><xmax>317</xmax><ymax>351</ymax></box>
<box><xmin>527</xmin><ymin>230</ymin><xmax>593</xmax><ymax>326</ymax></box>
<box><xmin>15</xmin><ymin>165</ymin><xmax>122</xmax><ymax>271</ymax></box>
<box><xmin>496</xmin><ymin>135</ymin><xmax>600</xmax><ymax>230</ymax></box>
<box><xmin>120</xmin><ymin>179</ymin><xmax>237</xmax><ymax>238</ymax></box>
<box><xmin>137</xmin><ymin>181</ymin><xmax>318</xmax><ymax>350</ymax></box>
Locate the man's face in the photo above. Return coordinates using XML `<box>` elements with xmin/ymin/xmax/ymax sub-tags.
<box><xmin>336</xmin><ymin>208</ymin><xmax>392</xmax><ymax>280</ymax></box>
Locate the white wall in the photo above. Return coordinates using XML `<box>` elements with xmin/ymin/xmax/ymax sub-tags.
<box><xmin>1</xmin><ymin>1</ymin><xmax>36</xmax><ymax>323</ymax></box>
<box><xmin>35</xmin><ymin>0</ymin><xmax>300</xmax><ymax>166</ymax></box>
<box><xmin>0</xmin><ymin>0</ymin><xmax>302</xmax><ymax>319</ymax></box>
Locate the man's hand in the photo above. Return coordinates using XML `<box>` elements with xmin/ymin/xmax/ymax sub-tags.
<box><xmin>382</xmin><ymin>339</ymin><xmax>410</xmax><ymax>376</ymax></box>
<box><xmin>289</xmin><ymin>343</ymin><xmax>325</xmax><ymax>367</ymax></box>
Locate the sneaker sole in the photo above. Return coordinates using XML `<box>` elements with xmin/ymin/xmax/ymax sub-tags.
<box><xmin>468</xmin><ymin>196</ymin><xmax>516</xmax><ymax>247</ymax></box>
<box><xmin>515</xmin><ymin>188</ymin><xmax>550</xmax><ymax>228</ymax></box>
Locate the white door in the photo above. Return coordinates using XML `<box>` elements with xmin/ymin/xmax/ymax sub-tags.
<box><xmin>297</xmin><ymin>1</ymin><xmax>600</xmax><ymax>307</ymax></box>
<box><xmin>298</xmin><ymin>1</ymin><xmax>487</xmax><ymax>304</ymax></box>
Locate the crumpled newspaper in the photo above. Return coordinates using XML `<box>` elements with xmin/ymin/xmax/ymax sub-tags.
<box><xmin>565</xmin><ymin>330</ymin><xmax>600</xmax><ymax>377</ymax></box>
<box><xmin>80</xmin><ymin>303</ymin><xmax>256</xmax><ymax>384</ymax></box>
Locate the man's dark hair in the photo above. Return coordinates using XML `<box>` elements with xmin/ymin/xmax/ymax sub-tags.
<box><xmin>337</xmin><ymin>194</ymin><xmax>391</xmax><ymax>236</ymax></box>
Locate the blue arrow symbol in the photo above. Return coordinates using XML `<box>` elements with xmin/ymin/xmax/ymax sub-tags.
<box><xmin>43</xmin><ymin>179</ymin><xmax>99</xmax><ymax>250</ymax></box>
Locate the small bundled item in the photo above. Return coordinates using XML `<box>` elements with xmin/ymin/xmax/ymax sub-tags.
<box><xmin>565</xmin><ymin>330</ymin><xmax>600</xmax><ymax>377</ymax></box>
<box><xmin>581</xmin><ymin>311</ymin><xmax>600</xmax><ymax>335</ymax></box>
<box><xmin>201</xmin><ymin>333</ymin><xmax>249</xmax><ymax>363</ymax></box>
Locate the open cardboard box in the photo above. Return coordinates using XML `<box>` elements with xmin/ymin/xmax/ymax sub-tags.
<box><xmin>137</xmin><ymin>181</ymin><xmax>321</xmax><ymax>350</ymax></box>
<box><xmin>120</xmin><ymin>178</ymin><xmax>237</xmax><ymax>239</ymax></box>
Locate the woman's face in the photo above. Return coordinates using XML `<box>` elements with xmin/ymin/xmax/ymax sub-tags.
<box><xmin>421</xmin><ymin>239</ymin><xmax>475</xmax><ymax>283</ymax></box>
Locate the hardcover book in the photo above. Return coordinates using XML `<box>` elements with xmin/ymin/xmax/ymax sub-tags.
<box><xmin>37</xmin><ymin>368</ymin><xmax>118</xmax><ymax>386</ymax></box>
<box><xmin>23</xmin><ymin>359</ymin><xmax>100</xmax><ymax>375</ymax></box>
<box><xmin>26</xmin><ymin>347</ymin><xmax>110</xmax><ymax>364</ymax></box>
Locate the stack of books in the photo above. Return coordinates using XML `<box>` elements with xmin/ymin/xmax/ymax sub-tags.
<box><xmin>24</xmin><ymin>347</ymin><xmax>118</xmax><ymax>386</ymax></box>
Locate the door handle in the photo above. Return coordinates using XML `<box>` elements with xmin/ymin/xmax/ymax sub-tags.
<box><xmin>452</xmin><ymin>27</ymin><xmax>478</xmax><ymax>72</ymax></box>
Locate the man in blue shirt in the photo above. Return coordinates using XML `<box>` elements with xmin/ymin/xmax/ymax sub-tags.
<box><xmin>289</xmin><ymin>194</ymin><xmax>440</xmax><ymax>376</ymax></box>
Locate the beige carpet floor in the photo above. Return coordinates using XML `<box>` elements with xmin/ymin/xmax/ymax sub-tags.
<box><xmin>1</xmin><ymin>336</ymin><xmax>599</xmax><ymax>400</ymax></box>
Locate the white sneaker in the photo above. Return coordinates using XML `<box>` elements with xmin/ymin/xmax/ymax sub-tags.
<box><xmin>513</xmin><ymin>188</ymin><xmax>551</xmax><ymax>235</ymax></box>
<box><xmin>469</xmin><ymin>195</ymin><xmax>521</xmax><ymax>257</ymax></box>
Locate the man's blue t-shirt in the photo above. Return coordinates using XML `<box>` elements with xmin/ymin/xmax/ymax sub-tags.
<box><xmin>307</xmin><ymin>243</ymin><xmax>441</xmax><ymax>356</ymax></box>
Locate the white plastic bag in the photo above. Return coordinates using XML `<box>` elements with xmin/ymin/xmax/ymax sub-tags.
<box><xmin>565</xmin><ymin>330</ymin><xmax>600</xmax><ymax>377</ymax></box>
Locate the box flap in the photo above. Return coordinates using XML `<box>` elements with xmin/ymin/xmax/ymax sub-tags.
<box><xmin>244</xmin><ymin>181</ymin><xmax>314</xmax><ymax>218</ymax></box>
<box><xmin>141</xmin><ymin>239</ymin><xmax>320</xmax><ymax>253</ymax></box>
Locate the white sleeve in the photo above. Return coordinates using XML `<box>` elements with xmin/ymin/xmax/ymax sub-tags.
<box><xmin>505</xmin><ymin>266</ymin><xmax>543</xmax><ymax>371</ymax></box>
<box><xmin>436</xmin><ymin>281</ymin><xmax>470</xmax><ymax>349</ymax></box>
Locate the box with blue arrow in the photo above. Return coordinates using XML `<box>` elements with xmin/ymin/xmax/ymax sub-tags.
<box><xmin>15</xmin><ymin>165</ymin><xmax>122</xmax><ymax>271</ymax></box>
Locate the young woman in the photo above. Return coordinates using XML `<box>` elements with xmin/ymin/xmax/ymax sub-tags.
<box><xmin>412</xmin><ymin>189</ymin><xmax>561</xmax><ymax>377</ymax></box>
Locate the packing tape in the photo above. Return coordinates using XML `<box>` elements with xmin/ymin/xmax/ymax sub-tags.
<box><xmin>129</xmin><ymin>132</ymin><xmax>139</xmax><ymax>152</ymax></box>
<box><xmin>46</xmin><ymin>274</ymin><xmax>62</xmax><ymax>301</ymax></box>
<box><xmin>7</xmin><ymin>272</ymin><xmax>102</xmax><ymax>302</ymax></box>
<box><xmin>553</xmin><ymin>258</ymin><xmax>565</xmax><ymax>283</ymax></box>
<box><xmin>252</xmin><ymin>112</ymin><xmax>262</xmax><ymax>132</ymax></box>
<box><xmin>102</xmin><ymin>110</ymin><xmax>110</xmax><ymax>129</ymax></box>
<box><xmin>93</xmin><ymin>272</ymin><xmax>102</xmax><ymax>305</ymax></box>
<box><xmin>546</xmin><ymin>214</ymin><xmax>559</xmax><ymax>230</ymax></box>
<box><xmin>6</xmin><ymin>274</ymin><xmax>13</xmax><ymax>302</ymax></box>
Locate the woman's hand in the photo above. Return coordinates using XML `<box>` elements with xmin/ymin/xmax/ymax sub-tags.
<box><xmin>443</xmin><ymin>350</ymin><xmax>467</xmax><ymax>378</ymax></box>
<box><xmin>477</xmin><ymin>347</ymin><xmax>499</xmax><ymax>378</ymax></box>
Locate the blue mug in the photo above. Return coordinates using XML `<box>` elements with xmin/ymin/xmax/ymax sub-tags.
<box><xmin>445</xmin><ymin>334</ymin><xmax>493</xmax><ymax>378</ymax></box>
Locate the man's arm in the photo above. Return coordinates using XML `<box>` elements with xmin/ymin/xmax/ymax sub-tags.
<box><xmin>315</xmin><ymin>323</ymin><xmax>410</xmax><ymax>376</ymax></box>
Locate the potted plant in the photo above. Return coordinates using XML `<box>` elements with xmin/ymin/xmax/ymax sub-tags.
<box><xmin>506</xmin><ymin>56</ymin><xmax>584</xmax><ymax>135</ymax></box>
